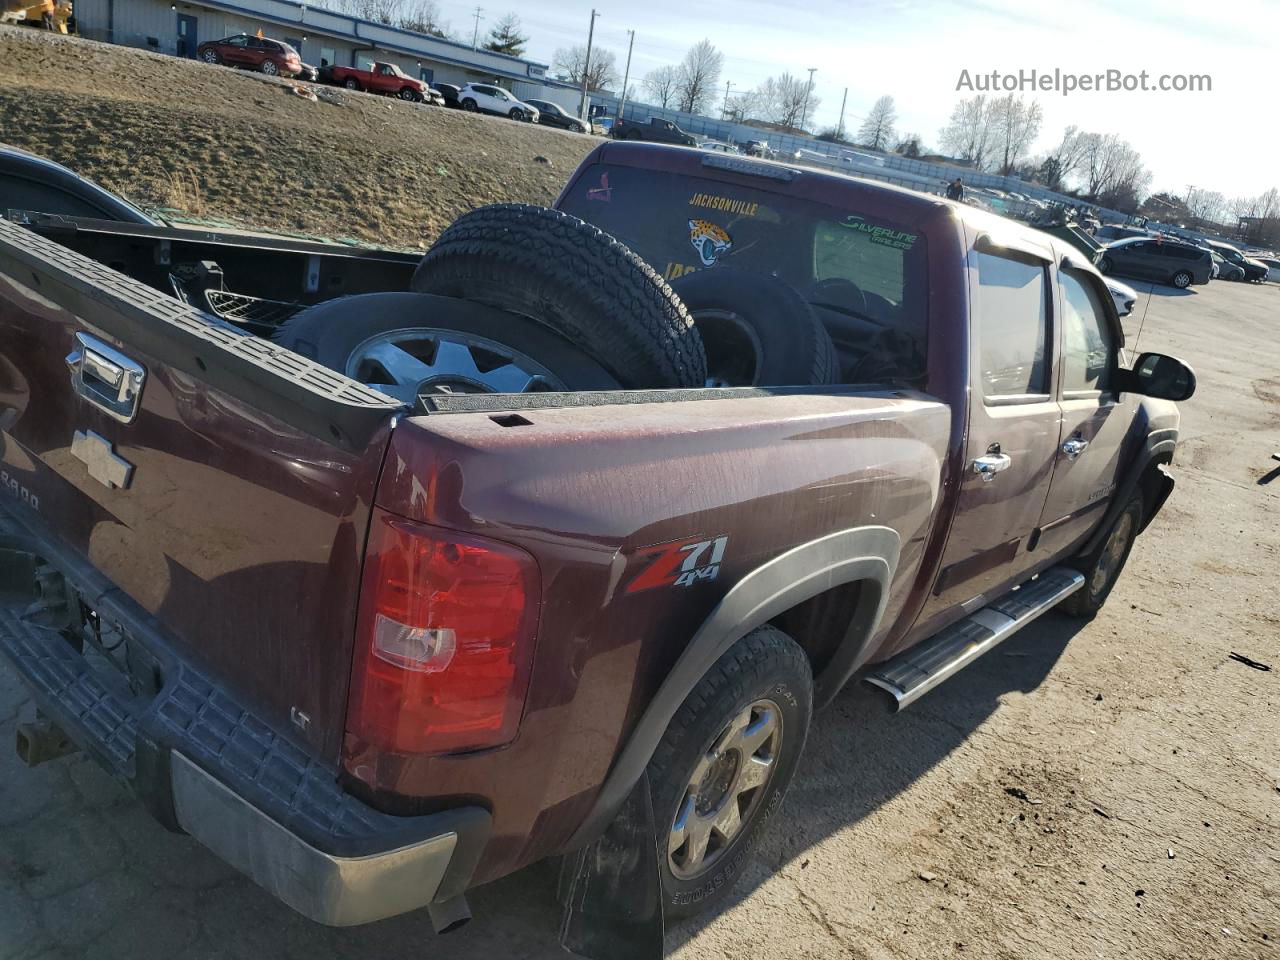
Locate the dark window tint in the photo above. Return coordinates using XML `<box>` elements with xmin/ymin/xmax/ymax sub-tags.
<box><xmin>974</xmin><ymin>251</ymin><xmax>1049</xmax><ymax>397</ymax></box>
<box><xmin>226</xmin><ymin>36</ymin><xmax>248</xmax><ymax>46</ymax></box>
<box><xmin>0</xmin><ymin>175</ymin><xmax>111</xmax><ymax>219</ymax></box>
<box><xmin>1060</xmin><ymin>271</ymin><xmax>1114</xmax><ymax>393</ymax></box>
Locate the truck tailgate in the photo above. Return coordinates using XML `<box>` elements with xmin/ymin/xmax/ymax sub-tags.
<box><xmin>0</xmin><ymin>217</ymin><xmax>400</xmax><ymax>761</ymax></box>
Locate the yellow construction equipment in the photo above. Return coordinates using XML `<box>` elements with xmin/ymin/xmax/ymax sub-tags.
<box><xmin>1</xmin><ymin>0</ymin><xmax>72</xmax><ymax>33</ymax></box>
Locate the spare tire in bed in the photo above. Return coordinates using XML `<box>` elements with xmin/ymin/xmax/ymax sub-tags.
<box><xmin>273</xmin><ymin>292</ymin><xmax>619</xmax><ymax>402</ymax></box>
<box><xmin>669</xmin><ymin>268</ymin><xmax>838</xmax><ymax>387</ymax></box>
<box><xmin>411</xmin><ymin>204</ymin><xmax>707</xmax><ymax>389</ymax></box>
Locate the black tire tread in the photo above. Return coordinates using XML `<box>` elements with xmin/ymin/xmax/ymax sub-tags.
<box><xmin>412</xmin><ymin>204</ymin><xmax>706</xmax><ymax>389</ymax></box>
<box><xmin>1060</xmin><ymin>493</ymin><xmax>1143</xmax><ymax>618</ymax></box>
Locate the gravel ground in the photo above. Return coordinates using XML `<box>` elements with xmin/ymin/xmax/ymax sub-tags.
<box><xmin>0</xmin><ymin>25</ymin><xmax>1277</xmax><ymax>960</ymax></box>
<box><xmin>0</xmin><ymin>26</ymin><xmax>596</xmax><ymax>247</ymax></box>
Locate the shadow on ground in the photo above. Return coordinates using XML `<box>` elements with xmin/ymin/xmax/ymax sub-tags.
<box><xmin>0</xmin><ymin>613</ymin><xmax>1084</xmax><ymax>959</ymax></box>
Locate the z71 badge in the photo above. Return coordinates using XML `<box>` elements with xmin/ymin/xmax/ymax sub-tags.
<box><xmin>626</xmin><ymin>535</ymin><xmax>729</xmax><ymax>594</ymax></box>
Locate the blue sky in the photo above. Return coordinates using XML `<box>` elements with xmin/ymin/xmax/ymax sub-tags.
<box><xmin>437</xmin><ymin>0</ymin><xmax>1276</xmax><ymax>198</ymax></box>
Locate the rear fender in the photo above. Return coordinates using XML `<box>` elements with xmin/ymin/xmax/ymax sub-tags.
<box><xmin>564</xmin><ymin>524</ymin><xmax>900</xmax><ymax>849</ymax></box>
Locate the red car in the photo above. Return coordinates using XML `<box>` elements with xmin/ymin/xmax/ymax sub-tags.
<box><xmin>197</xmin><ymin>33</ymin><xmax>302</xmax><ymax>78</ymax></box>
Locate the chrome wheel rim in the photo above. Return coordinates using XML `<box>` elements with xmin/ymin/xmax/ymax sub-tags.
<box><xmin>667</xmin><ymin>699</ymin><xmax>782</xmax><ymax>880</ymax></box>
<box><xmin>1091</xmin><ymin>511</ymin><xmax>1134</xmax><ymax>594</ymax></box>
<box><xmin>400</xmin><ymin>88</ymin><xmax>414</xmax><ymax>100</ymax></box>
<box><xmin>262</xmin><ymin>61</ymin><xmax>277</xmax><ymax>75</ymax></box>
<box><xmin>346</xmin><ymin>327</ymin><xmax>566</xmax><ymax>403</ymax></box>
<box><xmin>1174</xmin><ymin>272</ymin><xmax>1190</xmax><ymax>288</ymax></box>
<box><xmin>202</xmin><ymin>50</ymin><xmax>217</xmax><ymax>63</ymax></box>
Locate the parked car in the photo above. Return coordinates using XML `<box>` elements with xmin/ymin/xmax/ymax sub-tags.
<box><xmin>1095</xmin><ymin>224</ymin><xmax>1151</xmax><ymax>243</ymax></box>
<box><xmin>295</xmin><ymin>62</ymin><xmax>319</xmax><ymax>83</ymax></box>
<box><xmin>0</xmin><ymin>144</ymin><xmax>156</xmax><ymax>224</ymax></box>
<box><xmin>433</xmin><ymin>82</ymin><xmax>461</xmax><ymax>108</ymax></box>
<box><xmin>523</xmin><ymin>98</ymin><xmax>587</xmax><ymax>133</ymax></box>
<box><xmin>1</xmin><ymin>144</ymin><xmax>1194</xmax><ymax>948</ymax></box>
<box><xmin>699</xmin><ymin>140</ymin><xmax>740</xmax><ymax>154</ymax></box>
<box><xmin>423</xmin><ymin>86</ymin><xmax>445</xmax><ymax>107</ymax></box>
<box><xmin>197</xmin><ymin>34</ymin><xmax>302</xmax><ymax>77</ymax></box>
<box><xmin>322</xmin><ymin>61</ymin><xmax>430</xmax><ymax>101</ymax></box>
<box><xmin>742</xmin><ymin>139</ymin><xmax>773</xmax><ymax>157</ymax></box>
<box><xmin>611</xmin><ymin>116</ymin><xmax>697</xmax><ymax>146</ymax></box>
<box><xmin>1097</xmin><ymin>236</ymin><xmax>1212</xmax><ymax>288</ymax></box>
<box><xmin>1104</xmin><ymin>277</ymin><xmax>1138</xmax><ymax>316</ymax></box>
<box><xmin>457</xmin><ymin>83</ymin><xmax>540</xmax><ymax>121</ymax></box>
<box><xmin>1203</xmin><ymin>240</ymin><xmax>1269</xmax><ymax>282</ymax></box>
<box><xmin>1210</xmin><ymin>251</ymin><xmax>1245</xmax><ymax>281</ymax></box>
<box><xmin>1253</xmin><ymin>255</ymin><xmax>1280</xmax><ymax>282</ymax></box>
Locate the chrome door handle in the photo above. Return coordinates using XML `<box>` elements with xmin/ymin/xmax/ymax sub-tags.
<box><xmin>1061</xmin><ymin>437</ymin><xmax>1089</xmax><ymax>460</ymax></box>
<box><xmin>972</xmin><ymin>452</ymin><xmax>1012</xmax><ymax>481</ymax></box>
<box><xmin>65</xmin><ymin>332</ymin><xmax>146</xmax><ymax>424</ymax></box>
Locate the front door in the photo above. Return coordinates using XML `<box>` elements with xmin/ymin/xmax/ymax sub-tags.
<box><xmin>1036</xmin><ymin>266</ymin><xmax>1138</xmax><ymax>555</ymax></box>
<box><xmin>176</xmin><ymin>14</ymin><xmax>198</xmax><ymax>58</ymax></box>
<box><xmin>916</xmin><ymin>240</ymin><xmax>1063</xmax><ymax>631</ymax></box>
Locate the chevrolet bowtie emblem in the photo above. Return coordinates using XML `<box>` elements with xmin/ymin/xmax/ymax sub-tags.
<box><xmin>70</xmin><ymin>431</ymin><xmax>134</xmax><ymax>490</ymax></box>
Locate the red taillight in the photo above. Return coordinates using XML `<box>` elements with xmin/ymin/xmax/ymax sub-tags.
<box><xmin>344</xmin><ymin>509</ymin><xmax>540</xmax><ymax>770</ymax></box>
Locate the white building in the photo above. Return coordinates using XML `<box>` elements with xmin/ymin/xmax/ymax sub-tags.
<box><xmin>72</xmin><ymin>0</ymin><xmax>582</xmax><ymax>109</ymax></box>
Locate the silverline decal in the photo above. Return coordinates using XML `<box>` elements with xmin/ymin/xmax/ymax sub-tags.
<box><xmin>839</xmin><ymin>215</ymin><xmax>918</xmax><ymax>250</ymax></box>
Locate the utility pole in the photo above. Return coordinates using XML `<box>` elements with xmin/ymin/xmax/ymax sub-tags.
<box><xmin>800</xmin><ymin>67</ymin><xmax>817</xmax><ymax>131</ymax></box>
<box><xmin>470</xmin><ymin>6</ymin><xmax>484</xmax><ymax>50</ymax></box>
<box><xmin>721</xmin><ymin>80</ymin><xmax>732</xmax><ymax>120</ymax></box>
<box><xmin>578</xmin><ymin>8</ymin><xmax>599</xmax><ymax>119</ymax></box>
<box><xmin>836</xmin><ymin>86</ymin><xmax>848</xmax><ymax>141</ymax></box>
<box><xmin>618</xmin><ymin>28</ymin><xmax>635</xmax><ymax>123</ymax></box>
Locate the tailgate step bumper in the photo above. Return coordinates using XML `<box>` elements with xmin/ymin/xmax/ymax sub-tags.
<box><xmin>866</xmin><ymin>567</ymin><xmax>1084</xmax><ymax>710</ymax></box>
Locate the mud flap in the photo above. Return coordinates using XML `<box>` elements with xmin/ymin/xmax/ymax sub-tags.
<box><xmin>559</xmin><ymin>770</ymin><xmax>665</xmax><ymax>959</ymax></box>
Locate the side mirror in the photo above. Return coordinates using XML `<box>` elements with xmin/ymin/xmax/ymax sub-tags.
<box><xmin>1119</xmin><ymin>352</ymin><xmax>1196</xmax><ymax>401</ymax></box>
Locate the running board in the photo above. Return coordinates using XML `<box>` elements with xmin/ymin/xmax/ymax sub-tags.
<box><xmin>866</xmin><ymin>567</ymin><xmax>1084</xmax><ymax>710</ymax></box>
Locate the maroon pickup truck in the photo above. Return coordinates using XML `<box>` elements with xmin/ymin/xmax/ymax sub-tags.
<box><xmin>322</xmin><ymin>60</ymin><xmax>430</xmax><ymax>101</ymax></box>
<box><xmin>0</xmin><ymin>144</ymin><xmax>1194</xmax><ymax>951</ymax></box>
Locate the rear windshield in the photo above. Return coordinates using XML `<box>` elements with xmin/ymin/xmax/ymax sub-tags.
<box><xmin>559</xmin><ymin>163</ymin><xmax>929</xmax><ymax>383</ymax></box>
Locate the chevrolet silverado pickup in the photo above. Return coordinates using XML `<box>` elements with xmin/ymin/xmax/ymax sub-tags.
<box><xmin>0</xmin><ymin>145</ymin><xmax>1195</xmax><ymax>950</ymax></box>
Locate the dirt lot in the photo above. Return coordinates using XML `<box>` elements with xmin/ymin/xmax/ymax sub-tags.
<box><xmin>1</xmin><ymin>25</ymin><xmax>1278</xmax><ymax>960</ymax></box>
<box><xmin>0</xmin><ymin>26</ymin><xmax>595</xmax><ymax>246</ymax></box>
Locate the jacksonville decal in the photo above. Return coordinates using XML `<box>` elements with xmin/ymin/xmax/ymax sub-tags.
<box><xmin>663</xmin><ymin>261</ymin><xmax>698</xmax><ymax>280</ymax></box>
<box><xmin>688</xmin><ymin>192</ymin><xmax>760</xmax><ymax>218</ymax></box>
<box><xmin>689</xmin><ymin>219</ymin><xmax>732</xmax><ymax>266</ymax></box>
<box><xmin>626</xmin><ymin>535</ymin><xmax>730</xmax><ymax>593</ymax></box>
<box><xmin>839</xmin><ymin>215</ymin><xmax>918</xmax><ymax>250</ymax></box>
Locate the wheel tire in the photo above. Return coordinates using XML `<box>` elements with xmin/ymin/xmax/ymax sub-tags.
<box><xmin>1060</xmin><ymin>493</ymin><xmax>1143</xmax><ymax>618</ymax></box>
<box><xmin>399</xmin><ymin>87</ymin><xmax>417</xmax><ymax>101</ymax></box>
<box><xmin>572</xmin><ymin>123</ymin><xmax>585</xmax><ymax>133</ymax></box>
<box><xmin>649</xmin><ymin>625</ymin><xmax>812</xmax><ymax>922</ymax></box>
<box><xmin>344</xmin><ymin>77</ymin><xmax>360</xmax><ymax>90</ymax></box>
<box><xmin>411</xmin><ymin>204</ymin><xmax>707</xmax><ymax>389</ymax></box>
<box><xmin>509</xmin><ymin>108</ymin><xmax>523</xmax><ymax>120</ymax></box>
<box><xmin>669</xmin><ymin>268</ymin><xmax>837</xmax><ymax>386</ymax></box>
<box><xmin>1097</xmin><ymin>256</ymin><xmax>1113</xmax><ymax>275</ymax></box>
<box><xmin>272</xmin><ymin>292</ymin><xmax>620</xmax><ymax>396</ymax></box>
<box><xmin>202</xmin><ymin>49</ymin><xmax>220</xmax><ymax>65</ymax></box>
<box><xmin>261</xmin><ymin>60</ymin><xmax>278</xmax><ymax>76</ymax></box>
<box><xmin>1171</xmin><ymin>270</ymin><xmax>1192</xmax><ymax>289</ymax></box>
<box><xmin>462</xmin><ymin>98</ymin><xmax>477</xmax><ymax>111</ymax></box>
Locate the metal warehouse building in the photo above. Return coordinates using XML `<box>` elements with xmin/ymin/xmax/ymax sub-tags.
<box><xmin>71</xmin><ymin>0</ymin><xmax>581</xmax><ymax>109</ymax></box>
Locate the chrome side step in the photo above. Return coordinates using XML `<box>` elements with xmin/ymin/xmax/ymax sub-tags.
<box><xmin>866</xmin><ymin>567</ymin><xmax>1084</xmax><ymax>710</ymax></box>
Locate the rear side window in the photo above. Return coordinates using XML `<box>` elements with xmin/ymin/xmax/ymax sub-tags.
<box><xmin>558</xmin><ymin>163</ymin><xmax>930</xmax><ymax>382</ymax></box>
<box><xmin>0</xmin><ymin>175</ymin><xmax>110</xmax><ymax>219</ymax></box>
<box><xmin>973</xmin><ymin>251</ymin><xmax>1049</xmax><ymax>398</ymax></box>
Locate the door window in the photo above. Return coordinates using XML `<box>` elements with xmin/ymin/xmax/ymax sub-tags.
<box><xmin>974</xmin><ymin>251</ymin><xmax>1050</xmax><ymax>399</ymax></box>
<box><xmin>1059</xmin><ymin>271</ymin><xmax>1115</xmax><ymax>395</ymax></box>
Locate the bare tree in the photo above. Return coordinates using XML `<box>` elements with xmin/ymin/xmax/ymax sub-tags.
<box><xmin>938</xmin><ymin>95</ymin><xmax>996</xmax><ymax>170</ymax></box>
<box><xmin>896</xmin><ymin>132</ymin><xmax>924</xmax><ymax>156</ymax></box>
<box><xmin>990</xmin><ymin>94</ymin><xmax>1042</xmax><ymax>174</ymax></box>
<box><xmin>642</xmin><ymin>65</ymin><xmax>680</xmax><ymax>109</ymax></box>
<box><xmin>724</xmin><ymin>87</ymin><xmax>760</xmax><ymax>123</ymax></box>
<box><xmin>755</xmin><ymin>73</ymin><xmax>812</xmax><ymax>129</ymax></box>
<box><xmin>857</xmin><ymin>95</ymin><xmax>898</xmax><ymax>152</ymax></box>
<box><xmin>675</xmin><ymin>39</ymin><xmax>723</xmax><ymax>114</ymax></box>
<box><xmin>1078</xmin><ymin>132</ymin><xmax>1151</xmax><ymax>210</ymax></box>
<box><xmin>1186</xmin><ymin>189</ymin><xmax>1227</xmax><ymax>227</ymax></box>
<box><xmin>482</xmin><ymin>12</ymin><xmax>527</xmax><ymax>57</ymax></box>
<box><xmin>553</xmin><ymin>45</ymin><xmax>619</xmax><ymax>92</ymax></box>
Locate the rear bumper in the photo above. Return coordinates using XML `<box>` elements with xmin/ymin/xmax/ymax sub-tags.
<box><xmin>0</xmin><ymin>502</ymin><xmax>489</xmax><ymax>926</ymax></box>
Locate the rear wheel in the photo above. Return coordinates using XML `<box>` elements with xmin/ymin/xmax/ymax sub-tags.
<box><xmin>272</xmin><ymin>292</ymin><xmax>619</xmax><ymax>402</ymax></box>
<box><xmin>344</xmin><ymin>77</ymin><xmax>360</xmax><ymax>90</ymax></box>
<box><xmin>1171</xmin><ymin>270</ymin><xmax>1192</xmax><ymax>289</ymax></box>
<box><xmin>261</xmin><ymin>60</ymin><xmax>278</xmax><ymax>76</ymax></box>
<box><xmin>1060</xmin><ymin>494</ymin><xmax>1143</xmax><ymax>618</ymax></box>
<box><xmin>411</xmin><ymin>204</ymin><xmax>707</xmax><ymax>389</ymax></box>
<box><xmin>649</xmin><ymin>626</ymin><xmax>812</xmax><ymax>921</ymax></box>
<box><xmin>462</xmin><ymin>98</ymin><xmax>477</xmax><ymax>111</ymax></box>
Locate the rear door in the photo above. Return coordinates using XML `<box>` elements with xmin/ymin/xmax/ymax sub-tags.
<box><xmin>917</xmin><ymin>237</ymin><xmax>1063</xmax><ymax>618</ymax></box>
<box><xmin>221</xmin><ymin>35</ymin><xmax>250</xmax><ymax>66</ymax></box>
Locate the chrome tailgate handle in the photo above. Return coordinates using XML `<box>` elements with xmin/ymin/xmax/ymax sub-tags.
<box><xmin>65</xmin><ymin>333</ymin><xmax>146</xmax><ymax>423</ymax></box>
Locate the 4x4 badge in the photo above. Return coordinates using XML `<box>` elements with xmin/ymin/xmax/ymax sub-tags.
<box><xmin>70</xmin><ymin>430</ymin><xmax>134</xmax><ymax>490</ymax></box>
